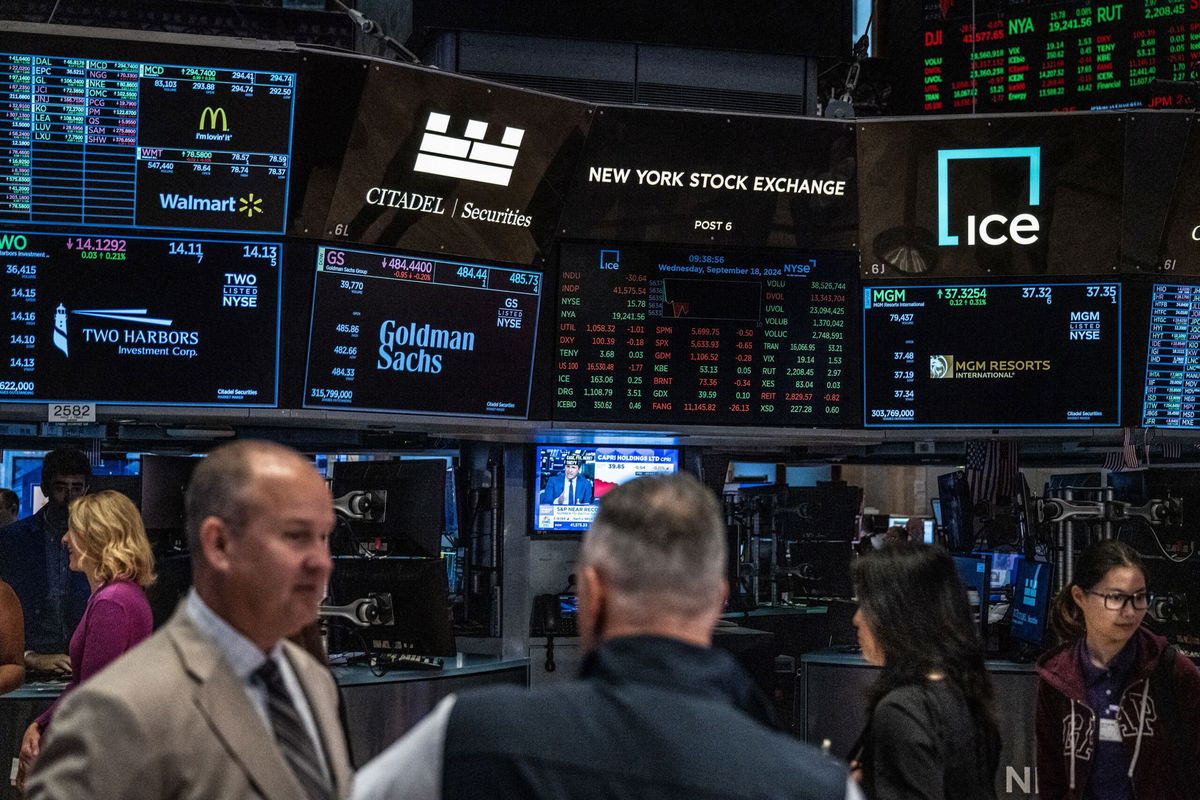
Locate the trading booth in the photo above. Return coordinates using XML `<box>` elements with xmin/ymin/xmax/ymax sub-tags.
<box><xmin>2</xmin><ymin>7</ymin><xmax>1200</xmax><ymax>798</ymax></box>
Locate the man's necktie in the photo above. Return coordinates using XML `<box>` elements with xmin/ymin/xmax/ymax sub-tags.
<box><xmin>568</xmin><ymin>478</ymin><xmax>575</xmax><ymax>505</ymax></box>
<box><xmin>255</xmin><ymin>658</ymin><xmax>333</xmax><ymax>800</ymax></box>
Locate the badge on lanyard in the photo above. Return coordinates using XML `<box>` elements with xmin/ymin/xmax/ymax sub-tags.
<box><xmin>1099</xmin><ymin>717</ymin><xmax>1122</xmax><ymax>743</ymax></box>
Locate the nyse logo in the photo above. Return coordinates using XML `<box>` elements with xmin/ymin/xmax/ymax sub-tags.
<box><xmin>497</xmin><ymin>297</ymin><xmax>523</xmax><ymax>329</ymax></box>
<box><xmin>414</xmin><ymin>111</ymin><xmax>524</xmax><ymax>187</ymax></box>
<box><xmin>937</xmin><ymin>147</ymin><xmax>1041</xmax><ymax>247</ymax></box>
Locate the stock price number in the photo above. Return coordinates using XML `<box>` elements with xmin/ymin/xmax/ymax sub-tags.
<box><xmin>1086</xmin><ymin>285</ymin><xmax>1117</xmax><ymax>303</ymax></box>
<box><xmin>1021</xmin><ymin>286</ymin><xmax>1053</xmax><ymax>304</ymax></box>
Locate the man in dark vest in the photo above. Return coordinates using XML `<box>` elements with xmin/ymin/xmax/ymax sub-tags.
<box><xmin>353</xmin><ymin>471</ymin><xmax>863</xmax><ymax>800</ymax></box>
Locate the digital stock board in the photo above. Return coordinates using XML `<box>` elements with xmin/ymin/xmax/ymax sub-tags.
<box><xmin>303</xmin><ymin>245</ymin><xmax>543</xmax><ymax>417</ymax></box>
<box><xmin>906</xmin><ymin>0</ymin><xmax>1200</xmax><ymax>113</ymax></box>
<box><xmin>1143</xmin><ymin>282</ymin><xmax>1200</xmax><ymax>427</ymax></box>
<box><xmin>0</xmin><ymin>47</ymin><xmax>296</xmax><ymax>233</ymax></box>
<box><xmin>553</xmin><ymin>242</ymin><xmax>858</xmax><ymax>426</ymax></box>
<box><xmin>0</xmin><ymin>230</ymin><xmax>280</xmax><ymax>405</ymax></box>
<box><xmin>863</xmin><ymin>282</ymin><xmax>1122</xmax><ymax>427</ymax></box>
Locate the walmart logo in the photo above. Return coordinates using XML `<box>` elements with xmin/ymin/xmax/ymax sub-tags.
<box><xmin>238</xmin><ymin>193</ymin><xmax>263</xmax><ymax>217</ymax></box>
<box><xmin>937</xmin><ymin>147</ymin><xmax>1040</xmax><ymax>247</ymax></box>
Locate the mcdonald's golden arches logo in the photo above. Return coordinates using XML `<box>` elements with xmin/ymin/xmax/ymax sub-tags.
<box><xmin>199</xmin><ymin>107</ymin><xmax>229</xmax><ymax>132</ymax></box>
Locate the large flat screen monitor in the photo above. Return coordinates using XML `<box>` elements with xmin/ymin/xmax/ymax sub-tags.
<box><xmin>863</xmin><ymin>282</ymin><xmax>1121</xmax><ymax>427</ymax></box>
<box><xmin>533</xmin><ymin>445</ymin><xmax>679</xmax><ymax>533</ymax></box>
<box><xmin>1011</xmin><ymin>559</ymin><xmax>1054</xmax><ymax>651</ymax></box>
<box><xmin>0</xmin><ymin>230</ymin><xmax>280</xmax><ymax>405</ymax></box>
<box><xmin>303</xmin><ymin>245</ymin><xmax>543</xmax><ymax>417</ymax></box>
<box><xmin>952</xmin><ymin>553</ymin><xmax>992</xmax><ymax>647</ymax></box>
<box><xmin>326</xmin><ymin>556</ymin><xmax>455</xmax><ymax>658</ymax></box>
<box><xmin>552</xmin><ymin>241</ymin><xmax>859</xmax><ymax>426</ymax></box>
<box><xmin>0</xmin><ymin>24</ymin><xmax>297</xmax><ymax>234</ymax></box>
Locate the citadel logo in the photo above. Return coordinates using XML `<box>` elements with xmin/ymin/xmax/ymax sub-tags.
<box><xmin>937</xmin><ymin>147</ymin><xmax>1041</xmax><ymax>247</ymax></box>
<box><xmin>414</xmin><ymin>111</ymin><xmax>525</xmax><ymax>187</ymax></box>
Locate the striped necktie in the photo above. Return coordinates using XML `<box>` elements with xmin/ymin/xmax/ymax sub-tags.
<box><xmin>255</xmin><ymin>658</ymin><xmax>333</xmax><ymax>800</ymax></box>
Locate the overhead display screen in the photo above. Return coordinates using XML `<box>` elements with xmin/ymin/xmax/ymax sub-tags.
<box><xmin>554</xmin><ymin>242</ymin><xmax>858</xmax><ymax>426</ymax></box>
<box><xmin>1143</xmin><ymin>283</ymin><xmax>1200</xmax><ymax>428</ymax></box>
<box><xmin>0</xmin><ymin>48</ymin><xmax>295</xmax><ymax>233</ymax></box>
<box><xmin>863</xmin><ymin>282</ymin><xmax>1121</xmax><ymax>427</ymax></box>
<box><xmin>858</xmin><ymin>115</ymin><xmax>1124</xmax><ymax>280</ymax></box>
<box><xmin>307</xmin><ymin>60</ymin><xmax>590</xmax><ymax>265</ymax></box>
<box><xmin>558</xmin><ymin>108</ymin><xmax>857</xmax><ymax>251</ymax></box>
<box><xmin>900</xmin><ymin>0</ymin><xmax>1200</xmax><ymax>113</ymax></box>
<box><xmin>303</xmin><ymin>245</ymin><xmax>543</xmax><ymax>417</ymax></box>
<box><xmin>0</xmin><ymin>230</ymin><xmax>280</xmax><ymax>406</ymax></box>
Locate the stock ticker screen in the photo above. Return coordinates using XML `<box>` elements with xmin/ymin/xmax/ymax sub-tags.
<box><xmin>303</xmin><ymin>245</ymin><xmax>543</xmax><ymax>418</ymax></box>
<box><xmin>912</xmin><ymin>0</ymin><xmax>1200</xmax><ymax>113</ymax></box>
<box><xmin>0</xmin><ymin>230</ymin><xmax>280</xmax><ymax>406</ymax></box>
<box><xmin>1143</xmin><ymin>283</ymin><xmax>1200</xmax><ymax>427</ymax></box>
<box><xmin>553</xmin><ymin>242</ymin><xmax>858</xmax><ymax>426</ymax></box>
<box><xmin>863</xmin><ymin>282</ymin><xmax>1121</xmax><ymax>427</ymax></box>
<box><xmin>0</xmin><ymin>48</ymin><xmax>295</xmax><ymax>233</ymax></box>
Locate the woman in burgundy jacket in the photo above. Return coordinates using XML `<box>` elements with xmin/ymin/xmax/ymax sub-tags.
<box><xmin>16</xmin><ymin>490</ymin><xmax>155</xmax><ymax>791</ymax></box>
<box><xmin>1035</xmin><ymin>539</ymin><xmax>1200</xmax><ymax>800</ymax></box>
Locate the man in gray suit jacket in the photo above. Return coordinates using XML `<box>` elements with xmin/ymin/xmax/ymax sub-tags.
<box><xmin>27</xmin><ymin>440</ymin><xmax>353</xmax><ymax>800</ymax></box>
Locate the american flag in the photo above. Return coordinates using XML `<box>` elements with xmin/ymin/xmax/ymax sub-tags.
<box><xmin>964</xmin><ymin>439</ymin><xmax>1020</xmax><ymax>505</ymax></box>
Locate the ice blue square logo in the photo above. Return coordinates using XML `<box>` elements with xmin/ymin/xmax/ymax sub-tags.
<box><xmin>937</xmin><ymin>147</ymin><xmax>1041</xmax><ymax>246</ymax></box>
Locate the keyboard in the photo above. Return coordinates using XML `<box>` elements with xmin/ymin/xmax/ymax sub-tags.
<box><xmin>372</xmin><ymin>653</ymin><xmax>444</xmax><ymax>671</ymax></box>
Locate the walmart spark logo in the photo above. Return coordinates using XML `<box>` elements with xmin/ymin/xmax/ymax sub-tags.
<box><xmin>238</xmin><ymin>194</ymin><xmax>263</xmax><ymax>217</ymax></box>
<box><xmin>937</xmin><ymin>147</ymin><xmax>1041</xmax><ymax>247</ymax></box>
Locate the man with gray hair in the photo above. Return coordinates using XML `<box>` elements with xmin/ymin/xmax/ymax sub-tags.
<box><xmin>353</xmin><ymin>472</ymin><xmax>863</xmax><ymax>800</ymax></box>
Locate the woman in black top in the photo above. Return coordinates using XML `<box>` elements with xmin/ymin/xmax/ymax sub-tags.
<box><xmin>849</xmin><ymin>543</ymin><xmax>1001</xmax><ymax>800</ymax></box>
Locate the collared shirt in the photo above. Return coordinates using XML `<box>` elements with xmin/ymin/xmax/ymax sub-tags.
<box><xmin>184</xmin><ymin>589</ymin><xmax>330</xmax><ymax>782</ymax></box>
<box><xmin>1078</xmin><ymin>636</ymin><xmax>1138</xmax><ymax>800</ymax></box>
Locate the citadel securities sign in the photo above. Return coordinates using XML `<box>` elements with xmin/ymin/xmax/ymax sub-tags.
<box><xmin>559</xmin><ymin>107</ymin><xmax>858</xmax><ymax>250</ymax></box>
<box><xmin>310</xmin><ymin>61</ymin><xmax>591</xmax><ymax>265</ymax></box>
<box><xmin>858</xmin><ymin>114</ymin><xmax>1123</xmax><ymax>279</ymax></box>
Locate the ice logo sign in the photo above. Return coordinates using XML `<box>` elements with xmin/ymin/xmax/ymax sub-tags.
<box><xmin>937</xmin><ymin>147</ymin><xmax>1041</xmax><ymax>247</ymax></box>
<box><xmin>54</xmin><ymin>303</ymin><xmax>68</xmax><ymax>357</ymax></box>
<box><xmin>413</xmin><ymin>111</ymin><xmax>525</xmax><ymax>187</ymax></box>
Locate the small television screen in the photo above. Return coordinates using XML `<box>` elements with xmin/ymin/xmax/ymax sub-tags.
<box><xmin>863</xmin><ymin>282</ymin><xmax>1121</xmax><ymax>427</ymax></box>
<box><xmin>326</xmin><ymin>556</ymin><xmax>455</xmax><ymax>658</ymax></box>
<box><xmin>952</xmin><ymin>553</ymin><xmax>992</xmax><ymax>646</ymax></box>
<box><xmin>533</xmin><ymin>445</ymin><xmax>679</xmax><ymax>532</ymax></box>
<box><xmin>302</xmin><ymin>244</ymin><xmax>543</xmax><ymax>418</ymax></box>
<box><xmin>1011</xmin><ymin>559</ymin><xmax>1054</xmax><ymax>649</ymax></box>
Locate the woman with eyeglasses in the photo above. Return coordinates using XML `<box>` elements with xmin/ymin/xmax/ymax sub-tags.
<box><xmin>1035</xmin><ymin>539</ymin><xmax>1200</xmax><ymax>800</ymax></box>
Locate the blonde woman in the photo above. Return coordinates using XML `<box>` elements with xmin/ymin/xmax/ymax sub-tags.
<box><xmin>17</xmin><ymin>490</ymin><xmax>155</xmax><ymax>790</ymax></box>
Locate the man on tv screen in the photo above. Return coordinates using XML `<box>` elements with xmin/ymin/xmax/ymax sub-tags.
<box><xmin>540</xmin><ymin>456</ymin><xmax>594</xmax><ymax>506</ymax></box>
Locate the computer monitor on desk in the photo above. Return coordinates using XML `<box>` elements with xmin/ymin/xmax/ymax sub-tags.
<box><xmin>952</xmin><ymin>554</ymin><xmax>992</xmax><ymax>647</ymax></box>
<box><xmin>1010</xmin><ymin>559</ymin><xmax>1053</xmax><ymax>659</ymax></box>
